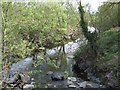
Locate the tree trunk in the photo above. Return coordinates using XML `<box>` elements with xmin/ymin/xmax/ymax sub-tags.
<box><xmin>78</xmin><ymin>1</ymin><xmax>98</xmax><ymax>64</ymax></box>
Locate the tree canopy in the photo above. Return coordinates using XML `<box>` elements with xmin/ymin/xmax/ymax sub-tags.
<box><xmin>93</xmin><ymin>3</ymin><xmax>119</xmax><ymax>31</ymax></box>
<box><xmin>1</xmin><ymin>2</ymin><xmax>80</xmax><ymax>63</ymax></box>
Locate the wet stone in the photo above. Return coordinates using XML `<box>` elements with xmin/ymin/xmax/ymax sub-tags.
<box><xmin>51</xmin><ymin>73</ymin><xmax>64</xmax><ymax>81</ymax></box>
<box><xmin>67</xmin><ymin>80</ymin><xmax>73</xmax><ymax>85</ymax></box>
<box><xmin>68</xmin><ymin>77</ymin><xmax>77</xmax><ymax>82</ymax></box>
<box><xmin>47</xmin><ymin>84</ymin><xmax>52</xmax><ymax>87</ymax></box>
<box><xmin>86</xmin><ymin>82</ymin><xmax>100</xmax><ymax>88</ymax></box>
<box><xmin>46</xmin><ymin>71</ymin><xmax>53</xmax><ymax>76</ymax></box>
<box><xmin>78</xmin><ymin>81</ymin><xmax>87</xmax><ymax>88</ymax></box>
<box><xmin>23</xmin><ymin>84</ymin><xmax>34</xmax><ymax>89</ymax></box>
<box><xmin>68</xmin><ymin>84</ymin><xmax>76</xmax><ymax>88</ymax></box>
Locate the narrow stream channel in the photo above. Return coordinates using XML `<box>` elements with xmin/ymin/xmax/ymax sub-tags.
<box><xmin>9</xmin><ymin>38</ymin><xmax>85</xmax><ymax>88</ymax></box>
<box><xmin>8</xmin><ymin>37</ymin><xmax>106</xmax><ymax>88</ymax></box>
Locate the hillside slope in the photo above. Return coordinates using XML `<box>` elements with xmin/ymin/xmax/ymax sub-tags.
<box><xmin>73</xmin><ymin>27</ymin><xmax>119</xmax><ymax>87</ymax></box>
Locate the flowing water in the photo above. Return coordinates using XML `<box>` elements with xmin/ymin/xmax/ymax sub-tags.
<box><xmin>46</xmin><ymin>38</ymin><xmax>86</xmax><ymax>75</ymax></box>
<box><xmin>9</xmin><ymin>38</ymin><xmax>98</xmax><ymax>88</ymax></box>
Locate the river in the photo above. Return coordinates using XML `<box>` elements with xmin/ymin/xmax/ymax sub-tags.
<box><xmin>8</xmin><ymin>37</ymin><xmax>107</xmax><ymax>88</ymax></box>
<box><xmin>8</xmin><ymin>38</ymin><xmax>88</xmax><ymax>88</ymax></box>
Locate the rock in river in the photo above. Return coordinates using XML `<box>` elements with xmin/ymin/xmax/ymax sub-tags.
<box><xmin>68</xmin><ymin>84</ymin><xmax>76</xmax><ymax>88</ymax></box>
<box><xmin>46</xmin><ymin>71</ymin><xmax>54</xmax><ymax>76</ymax></box>
<box><xmin>68</xmin><ymin>77</ymin><xmax>77</xmax><ymax>82</ymax></box>
<box><xmin>51</xmin><ymin>72</ymin><xmax>64</xmax><ymax>81</ymax></box>
<box><xmin>78</xmin><ymin>81</ymin><xmax>103</xmax><ymax>88</ymax></box>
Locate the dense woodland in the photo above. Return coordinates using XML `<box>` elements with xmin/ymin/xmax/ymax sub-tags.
<box><xmin>0</xmin><ymin>0</ymin><xmax>119</xmax><ymax>89</ymax></box>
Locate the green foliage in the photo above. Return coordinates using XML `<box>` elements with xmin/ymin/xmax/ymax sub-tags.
<box><xmin>94</xmin><ymin>3</ymin><xmax>119</xmax><ymax>31</ymax></box>
<box><xmin>73</xmin><ymin>43</ymin><xmax>88</xmax><ymax>61</ymax></box>
<box><xmin>97</xmin><ymin>28</ymin><xmax>119</xmax><ymax>86</ymax></box>
<box><xmin>73</xmin><ymin>27</ymin><xmax>119</xmax><ymax>65</ymax></box>
<box><xmin>47</xmin><ymin>51</ymin><xmax>66</xmax><ymax>69</ymax></box>
<box><xmin>1</xmin><ymin>2</ymin><xmax>80</xmax><ymax>63</ymax></box>
<box><xmin>48</xmin><ymin>51</ymin><xmax>64</xmax><ymax>60</ymax></box>
<box><xmin>98</xmin><ymin>27</ymin><xmax>119</xmax><ymax>61</ymax></box>
<box><xmin>64</xmin><ymin>70</ymin><xmax>68</xmax><ymax>78</ymax></box>
<box><xmin>73</xmin><ymin>27</ymin><xmax>119</xmax><ymax>86</ymax></box>
<box><xmin>46</xmin><ymin>57</ymin><xmax>59</xmax><ymax>69</ymax></box>
<box><xmin>78</xmin><ymin>2</ymin><xmax>98</xmax><ymax>62</ymax></box>
<box><xmin>28</xmin><ymin>54</ymin><xmax>44</xmax><ymax>75</ymax></box>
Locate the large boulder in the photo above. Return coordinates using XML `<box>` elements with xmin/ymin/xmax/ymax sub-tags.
<box><xmin>10</xmin><ymin>57</ymin><xmax>33</xmax><ymax>73</ymax></box>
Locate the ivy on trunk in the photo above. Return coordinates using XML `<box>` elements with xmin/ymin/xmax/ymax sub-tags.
<box><xmin>78</xmin><ymin>1</ymin><xmax>98</xmax><ymax>63</ymax></box>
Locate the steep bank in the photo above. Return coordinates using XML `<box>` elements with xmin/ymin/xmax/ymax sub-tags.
<box><xmin>73</xmin><ymin>27</ymin><xmax>119</xmax><ymax>88</ymax></box>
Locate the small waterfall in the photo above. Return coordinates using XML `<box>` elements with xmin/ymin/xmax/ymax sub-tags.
<box><xmin>46</xmin><ymin>38</ymin><xmax>84</xmax><ymax>76</ymax></box>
